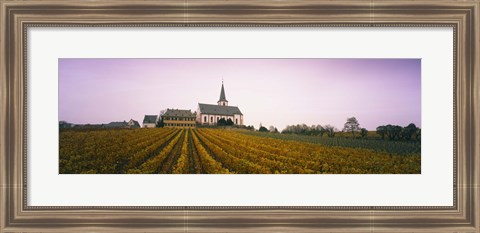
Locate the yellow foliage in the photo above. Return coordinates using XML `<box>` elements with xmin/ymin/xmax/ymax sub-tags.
<box><xmin>59</xmin><ymin>128</ymin><xmax>420</xmax><ymax>174</ymax></box>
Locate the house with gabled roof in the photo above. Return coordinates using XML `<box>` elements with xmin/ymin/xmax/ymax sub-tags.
<box><xmin>197</xmin><ymin>81</ymin><xmax>244</xmax><ymax>126</ymax></box>
<box><xmin>127</xmin><ymin>119</ymin><xmax>141</xmax><ymax>128</ymax></box>
<box><xmin>142</xmin><ymin>115</ymin><xmax>158</xmax><ymax>128</ymax></box>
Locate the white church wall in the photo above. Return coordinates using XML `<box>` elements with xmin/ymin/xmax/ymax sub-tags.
<box><xmin>198</xmin><ymin>113</ymin><xmax>245</xmax><ymax>126</ymax></box>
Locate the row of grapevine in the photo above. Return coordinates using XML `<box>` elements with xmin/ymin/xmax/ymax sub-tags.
<box><xmin>190</xmin><ymin>130</ymin><xmax>230</xmax><ymax>174</ymax></box>
<box><xmin>199</xmin><ymin>129</ymin><xmax>318</xmax><ymax>173</ymax></box>
<box><xmin>60</xmin><ymin>128</ymin><xmax>420</xmax><ymax>174</ymax></box>
<box><xmin>60</xmin><ymin>128</ymin><xmax>176</xmax><ymax>173</ymax></box>
<box><xmin>158</xmin><ymin>130</ymin><xmax>188</xmax><ymax>173</ymax></box>
<box><xmin>196</xmin><ymin>129</ymin><xmax>310</xmax><ymax>173</ymax></box>
<box><xmin>137</xmin><ymin>130</ymin><xmax>185</xmax><ymax>173</ymax></box>
<box><xmin>194</xmin><ymin>129</ymin><xmax>270</xmax><ymax>174</ymax></box>
<box><xmin>187</xmin><ymin>129</ymin><xmax>203</xmax><ymax>174</ymax></box>
<box><xmin>240</xmin><ymin>130</ymin><xmax>421</xmax><ymax>155</ymax></box>
<box><xmin>197</xmin><ymin>129</ymin><xmax>420</xmax><ymax>174</ymax></box>
<box><xmin>172</xmin><ymin>130</ymin><xmax>190</xmax><ymax>174</ymax></box>
<box><xmin>124</xmin><ymin>129</ymin><xmax>180</xmax><ymax>171</ymax></box>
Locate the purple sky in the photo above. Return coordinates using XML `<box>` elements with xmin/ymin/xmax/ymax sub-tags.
<box><xmin>59</xmin><ymin>59</ymin><xmax>421</xmax><ymax>130</ymax></box>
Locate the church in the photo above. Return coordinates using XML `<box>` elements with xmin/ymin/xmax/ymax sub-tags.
<box><xmin>197</xmin><ymin>82</ymin><xmax>244</xmax><ymax>126</ymax></box>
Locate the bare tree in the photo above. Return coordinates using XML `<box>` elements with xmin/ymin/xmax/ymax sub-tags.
<box><xmin>324</xmin><ymin>124</ymin><xmax>337</xmax><ymax>138</ymax></box>
<box><xmin>156</xmin><ymin>109</ymin><xmax>167</xmax><ymax>127</ymax></box>
<box><xmin>343</xmin><ymin>117</ymin><xmax>361</xmax><ymax>137</ymax></box>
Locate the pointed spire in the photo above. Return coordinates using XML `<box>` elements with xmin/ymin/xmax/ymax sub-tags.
<box><xmin>219</xmin><ymin>81</ymin><xmax>227</xmax><ymax>102</ymax></box>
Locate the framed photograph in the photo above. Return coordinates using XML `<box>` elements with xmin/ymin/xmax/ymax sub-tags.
<box><xmin>58</xmin><ymin>58</ymin><xmax>421</xmax><ymax>175</ymax></box>
<box><xmin>1</xmin><ymin>0</ymin><xmax>478</xmax><ymax>232</ymax></box>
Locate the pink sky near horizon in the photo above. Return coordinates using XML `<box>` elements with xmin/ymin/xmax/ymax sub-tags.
<box><xmin>59</xmin><ymin>58</ymin><xmax>421</xmax><ymax>131</ymax></box>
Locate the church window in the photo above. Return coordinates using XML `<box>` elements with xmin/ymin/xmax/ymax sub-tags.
<box><xmin>236</xmin><ymin>119</ymin><xmax>238</xmax><ymax>124</ymax></box>
<box><xmin>204</xmin><ymin>116</ymin><xmax>206</xmax><ymax>122</ymax></box>
<box><xmin>210</xmin><ymin>116</ymin><xmax>213</xmax><ymax>122</ymax></box>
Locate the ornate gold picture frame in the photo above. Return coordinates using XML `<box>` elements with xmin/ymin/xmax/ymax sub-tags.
<box><xmin>1</xmin><ymin>0</ymin><xmax>478</xmax><ymax>232</ymax></box>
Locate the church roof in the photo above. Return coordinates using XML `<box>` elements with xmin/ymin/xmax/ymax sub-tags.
<box><xmin>143</xmin><ymin>115</ymin><xmax>158</xmax><ymax>124</ymax></box>
<box><xmin>218</xmin><ymin>83</ymin><xmax>227</xmax><ymax>102</ymax></box>
<box><xmin>198</xmin><ymin>103</ymin><xmax>243</xmax><ymax>116</ymax></box>
<box><xmin>163</xmin><ymin>109</ymin><xmax>196</xmax><ymax>118</ymax></box>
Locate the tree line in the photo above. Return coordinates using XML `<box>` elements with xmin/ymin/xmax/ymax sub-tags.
<box><xmin>376</xmin><ymin>123</ymin><xmax>420</xmax><ymax>141</ymax></box>
<box><xmin>275</xmin><ymin>117</ymin><xmax>420</xmax><ymax>141</ymax></box>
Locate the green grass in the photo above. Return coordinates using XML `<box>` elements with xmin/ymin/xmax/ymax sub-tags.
<box><xmin>238</xmin><ymin>131</ymin><xmax>420</xmax><ymax>156</ymax></box>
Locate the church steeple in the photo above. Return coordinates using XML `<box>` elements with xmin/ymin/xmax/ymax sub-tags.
<box><xmin>217</xmin><ymin>81</ymin><xmax>228</xmax><ymax>106</ymax></box>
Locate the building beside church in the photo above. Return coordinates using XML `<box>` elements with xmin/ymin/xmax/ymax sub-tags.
<box><xmin>162</xmin><ymin>109</ymin><xmax>196</xmax><ymax>128</ymax></box>
<box><xmin>197</xmin><ymin>82</ymin><xmax>243</xmax><ymax>126</ymax></box>
<box><xmin>142</xmin><ymin>115</ymin><xmax>158</xmax><ymax>128</ymax></box>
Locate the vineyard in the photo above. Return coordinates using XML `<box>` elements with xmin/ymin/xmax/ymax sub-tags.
<box><xmin>60</xmin><ymin>128</ymin><xmax>420</xmax><ymax>174</ymax></box>
<box><xmin>240</xmin><ymin>131</ymin><xmax>421</xmax><ymax>155</ymax></box>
